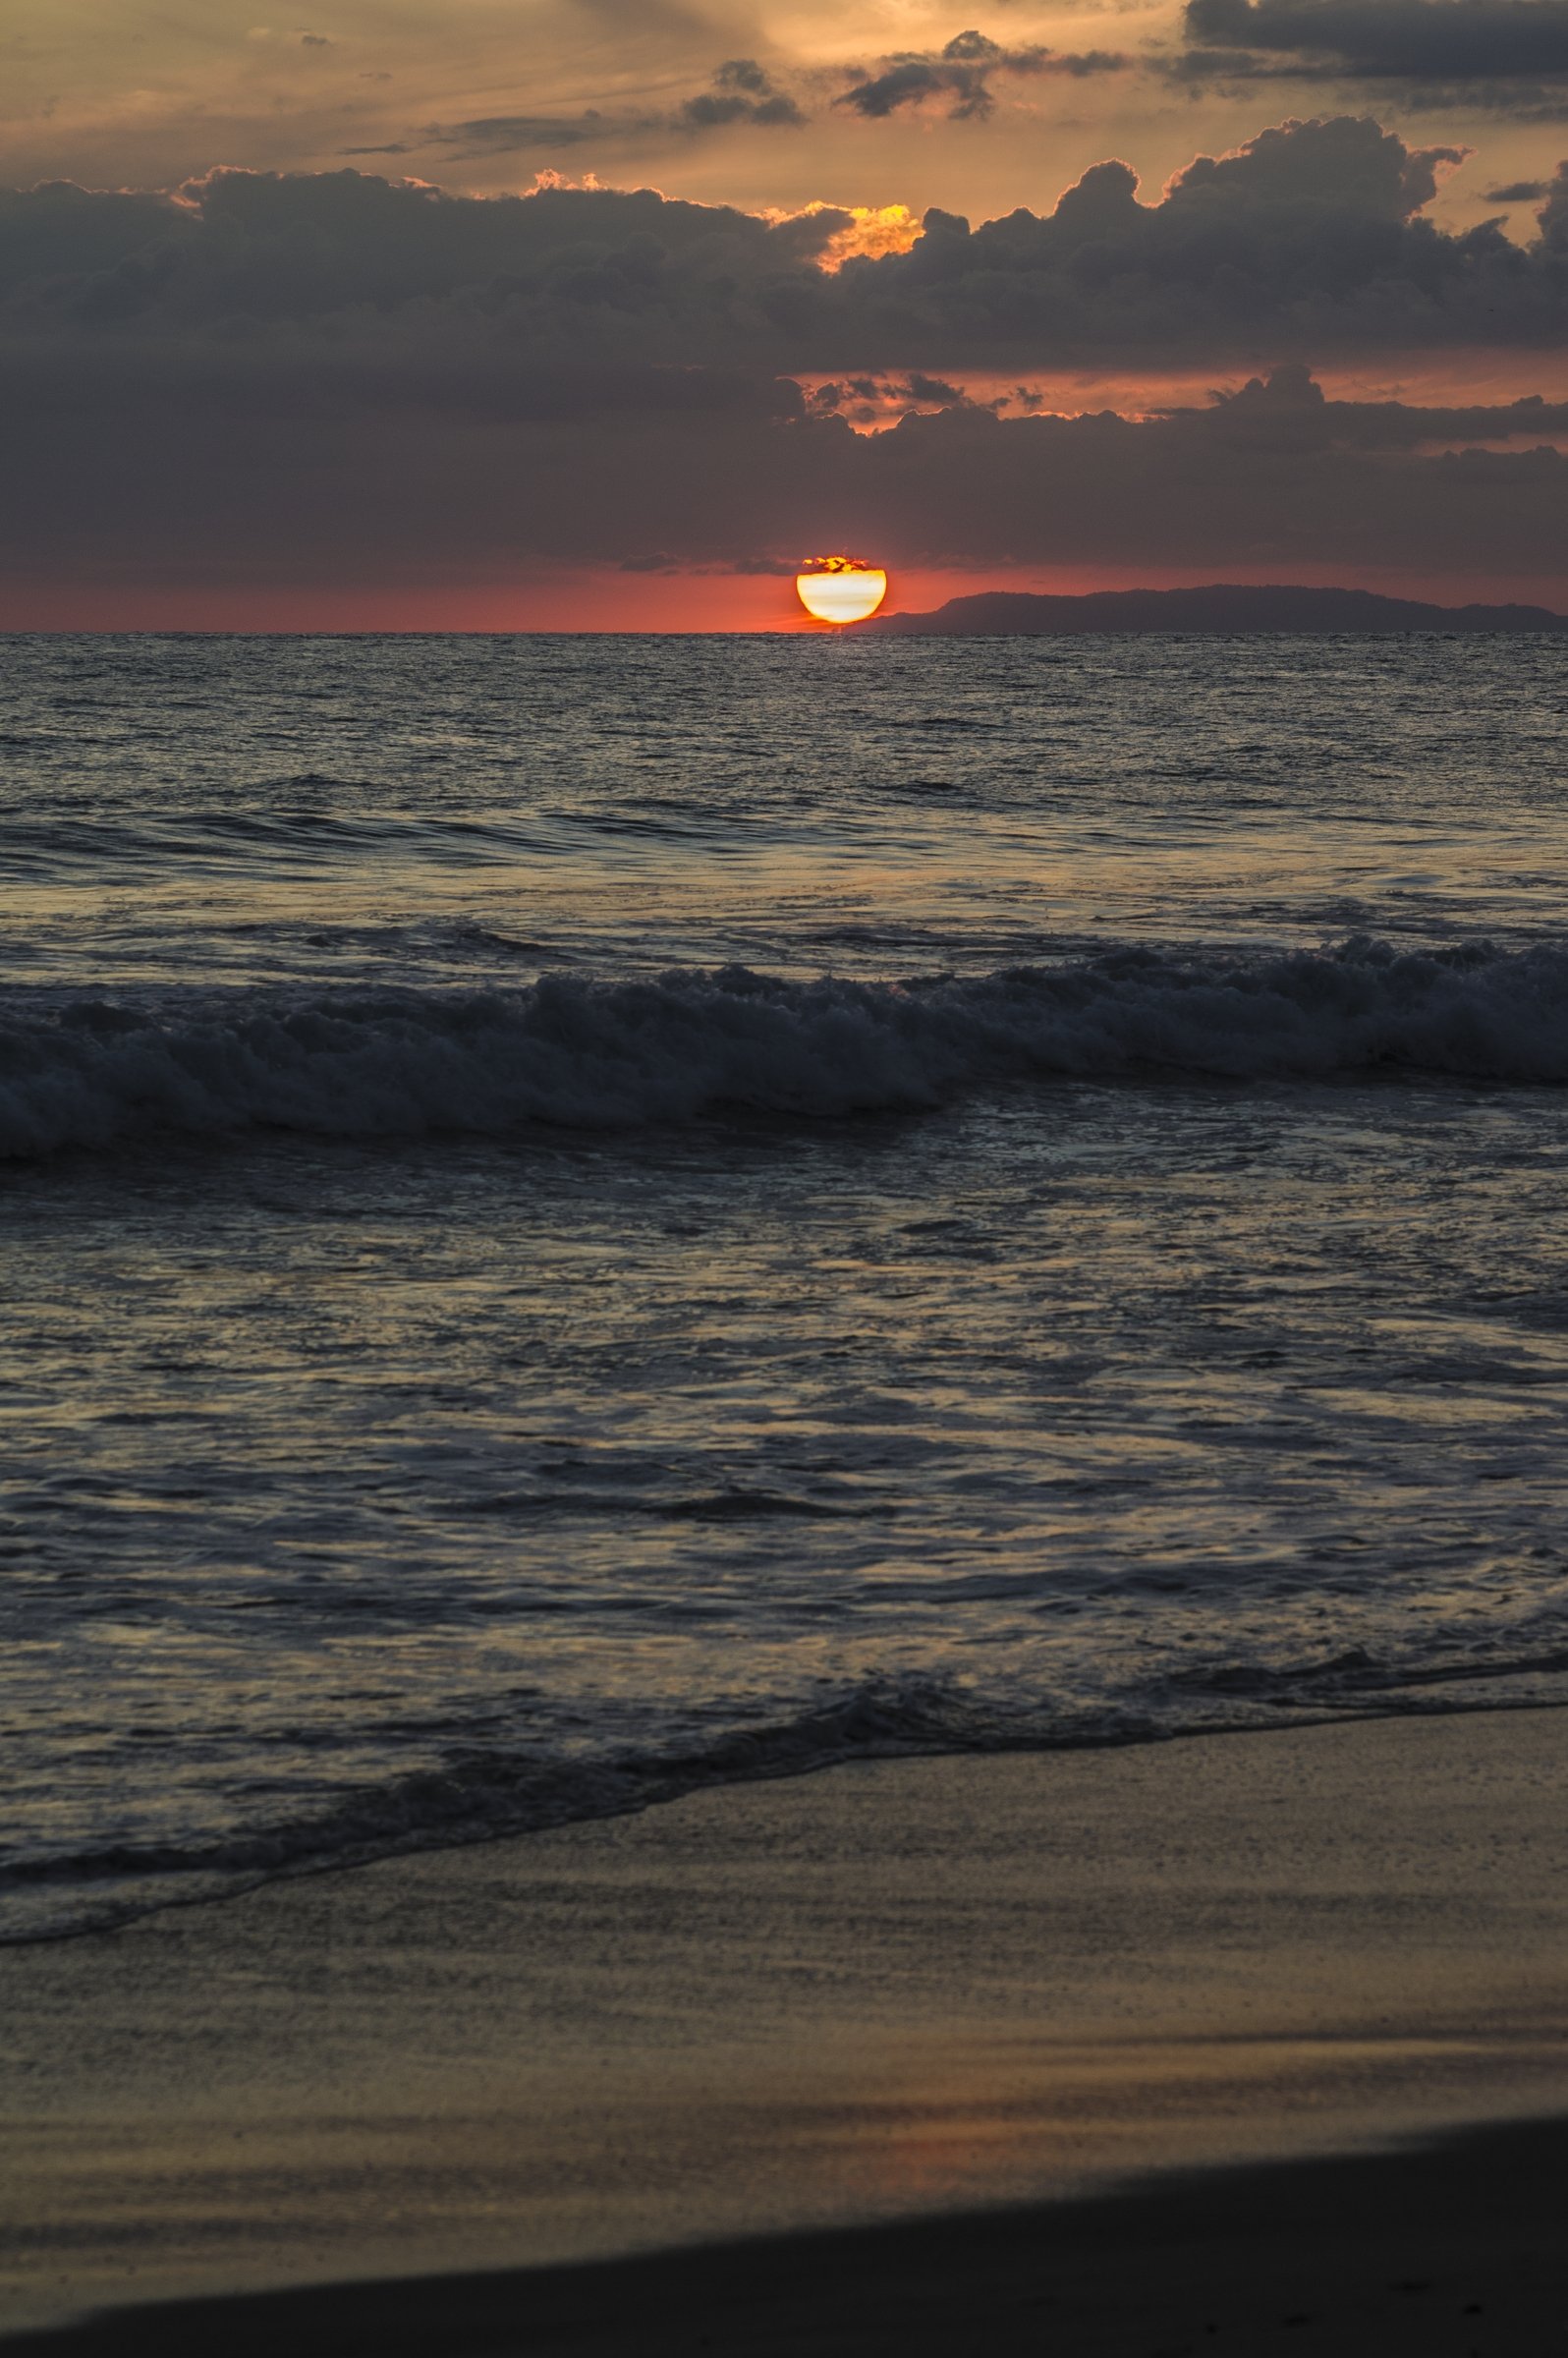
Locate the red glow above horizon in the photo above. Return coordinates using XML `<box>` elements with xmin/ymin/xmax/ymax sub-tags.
<box><xmin>5</xmin><ymin>555</ymin><xmax>1566</xmax><ymax>634</ymax></box>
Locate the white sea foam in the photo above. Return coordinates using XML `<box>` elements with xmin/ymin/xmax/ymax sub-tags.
<box><xmin>2</xmin><ymin>938</ymin><xmax>1565</xmax><ymax>1159</ymax></box>
<box><xmin>3</xmin><ymin>938</ymin><xmax>1565</xmax><ymax>1159</ymax></box>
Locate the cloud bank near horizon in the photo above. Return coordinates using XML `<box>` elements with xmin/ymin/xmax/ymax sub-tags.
<box><xmin>4</xmin><ymin>116</ymin><xmax>1568</xmax><ymax>605</ymax></box>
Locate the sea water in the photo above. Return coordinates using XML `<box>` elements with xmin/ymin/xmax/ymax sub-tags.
<box><xmin>4</xmin><ymin>631</ymin><xmax>1567</xmax><ymax>1940</ymax></box>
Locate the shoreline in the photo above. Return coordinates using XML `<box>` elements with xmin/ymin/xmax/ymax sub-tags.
<box><xmin>11</xmin><ymin>1686</ymin><xmax>1567</xmax><ymax>1954</ymax></box>
<box><xmin>3</xmin><ymin>1705</ymin><xmax>1567</xmax><ymax>2340</ymax></box>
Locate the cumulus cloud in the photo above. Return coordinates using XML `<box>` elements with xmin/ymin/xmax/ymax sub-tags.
<box><xmin>1169</xmin><ymin>111</ymin><xmax>1468</xmax><ymax>209</ymax></box>
<box><xmin>11</xmin><ymin>118</ymin><xmax>1565</xmax><ymax>373</ymax></box>
<box><xmin>832</xmin><ymin>117</ymin><xmax>1562</xmax><ymax>364</ymax></box>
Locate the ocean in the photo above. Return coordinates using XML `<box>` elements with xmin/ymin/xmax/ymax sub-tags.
<box><xmin>4</xmin><ymin>629</ymin><xmax>1567</xmax><ymax>1943</ymax></box>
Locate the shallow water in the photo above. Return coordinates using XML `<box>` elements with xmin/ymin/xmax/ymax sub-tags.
<box><xmin>4</xmin><ymin>632</ymin><xmax>1567</xmax><ymax>1939</ymax></box>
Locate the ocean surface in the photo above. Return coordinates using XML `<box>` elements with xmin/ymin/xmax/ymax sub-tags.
<box><xmin>4</xmin><ymin>631</ymin><xmax>1568</xmax><ymax>1942</ymax></box>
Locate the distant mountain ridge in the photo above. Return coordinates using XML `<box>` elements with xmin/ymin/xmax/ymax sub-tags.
<box><xmin>863</xmin><ymin>585</ymin><xmax>1568</xmax><ymax>636</ymax></box>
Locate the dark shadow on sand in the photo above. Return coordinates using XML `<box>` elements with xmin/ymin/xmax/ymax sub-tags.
<box><xmin>7</xmin><ymin>2112</ymin><xmax>1563</xmax><ymax>2358</ymax></box>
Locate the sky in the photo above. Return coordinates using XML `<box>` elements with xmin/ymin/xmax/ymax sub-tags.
<box><xmin>5</xmin><ymin>0</ymin><xmax>1568</xmax><ymax>625</ymax></box>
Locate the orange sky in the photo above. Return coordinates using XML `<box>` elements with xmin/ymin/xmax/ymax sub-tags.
<box><xmin>9</xmin><ymin>556</ymin><xmax>1567</xmax><ymax>634</ymax></box>
<box><xmin>6</xmin><ymin>0</ymin><xmax>1563</xmax><ymax>240</ymax></box>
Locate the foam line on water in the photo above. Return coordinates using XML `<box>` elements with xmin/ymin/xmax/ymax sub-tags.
<box><xmin>6</xmin><ymin>1642</ymin><xmax>1567</xmax><ymax>1944</ymax></box>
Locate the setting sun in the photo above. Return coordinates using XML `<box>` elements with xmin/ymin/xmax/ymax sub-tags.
<box><xmin>796</xmin><ymin>557</ymin><xmax>888</xmax><ymax>625</ymax></box>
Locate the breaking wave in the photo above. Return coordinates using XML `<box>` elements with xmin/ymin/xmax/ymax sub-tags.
<box><xmin>3</xmin><ymin>936</ymin><xmax>1567</xmax><ymax>1160</ymax></box>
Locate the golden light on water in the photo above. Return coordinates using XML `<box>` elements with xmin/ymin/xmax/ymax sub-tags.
<box><xmin>796</xmin><ymin>558</ymin><xmax>888</xmax><ymax>625</ymax></box>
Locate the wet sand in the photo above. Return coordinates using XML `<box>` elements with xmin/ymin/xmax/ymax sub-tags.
<box><xmin>2</xmin><ymin>1708</ymin><xmax>1567</xmax><ymax>2347</ymax></box>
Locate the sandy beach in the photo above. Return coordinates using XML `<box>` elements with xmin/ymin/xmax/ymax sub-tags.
<box><xmin>3</xmin><ymin>1705</ymin><xmax>1567</xmax><ymax>2350</ymax></box>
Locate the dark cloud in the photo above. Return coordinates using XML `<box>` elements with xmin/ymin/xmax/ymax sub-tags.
<box><xmin>1184</xmin><ymin>0</ymin><xmax>1568</xmax><ymax>79</ymax></box>
<box><xmin>945</xmin><ymin>30</ymin><xmax>1007</xmax><ymax>62</ymax></box>
<box><xmin>0</xmin><ymin>181</ymin><xmax>196</xmax><ymax>291</ymax></box>
<box><xmin>860</xmin><ymin>376</ymin><xmax>1568</xmax><ymax>579</ymax></box>
<box><xmin>805</xmin><ymin>371</ymin><xmax>971</xmax><ymax>419</ymax></box>
<box><xmin>905</xmin><ymin>371</ymin><xmax>967</xmax><ymax>402</ymax></box>
<box><xmin>0</xmin><ymin>142</ymin><xmax>1556</xmax><ymax>603</ymax></box>
<box><xmin>3</xmin><ymin>352</ymin><xmax>1564</xmax><ymax>595</ymax></box>
<box><xmin>1155</xmin><ymin>356</ymin><xmax>1568</xmax><ymax>443</ymax></box>
<box><xmin>1540</xmin><ymin>152</ymin><xmax>1568</xmax><ymax>225</ymax></box>
<box><xmin>420</xmin><ymin>111</ymin><xmax>632</xmax><ymax>156</ymax></box>
<box><xmin>6</xmin><ymin>122</ymin><xmax>1566</xmax><ymax>374</ymax></box>
<box><xmin>420</xmin><ymin>62</ymin><xmax>806</xmax><ymax>155</ymax></box>
<box><xmin>829</xmin><ymin>118</ymin><xmax>1567</xmax><ymax>364</ymax></box>
<box><xmin>712</xmin><ymin>60</ymin><xmax>774</xmax><ymax>94</ymax></box>
<box><xmin>1177</xmin><ymin>0</ymin><xmax>1568</xmax><ymax>111</ymax></box>
<box><xmin>679</xmin><ymin>61</ymin><xmax>807</xmax><ymax>129</ymax></box>
<box><xmin>679</xmin><ymin>90</ymin><xmax>806</xmax><ymax>125</ymax></box>
<box><xmin>838</xmin><ymin>59</ymin><xmax>997</xmax><ymax>117</ymax></box>
<box><xmin>622</xmin><ymin>552</ymin><xmax>803</xmax><ymax>574</ymax></box>
<box><xmin>837</xmin><ymin>28</ymin><xmax>1126</xmax><ymax>119</ymax></box>
<box><xmin>4</xmin><ymin>127</ymin><xmax>1568</xmax><ymax>605</ymax></box>
<box><xmin>1486</xmin><ymin>175</ymin><xmax>1550</xmax><ymax>193</ymax></box>
<box><xmin>1168</xmin><ymin>111</ymin><xmax>1467</xmax><ymax>208</ymax></box>
<box><xmin>1047</xmin><ymin>48</ymin><xmax>1132</xmax><ymax>74</ymax></box>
